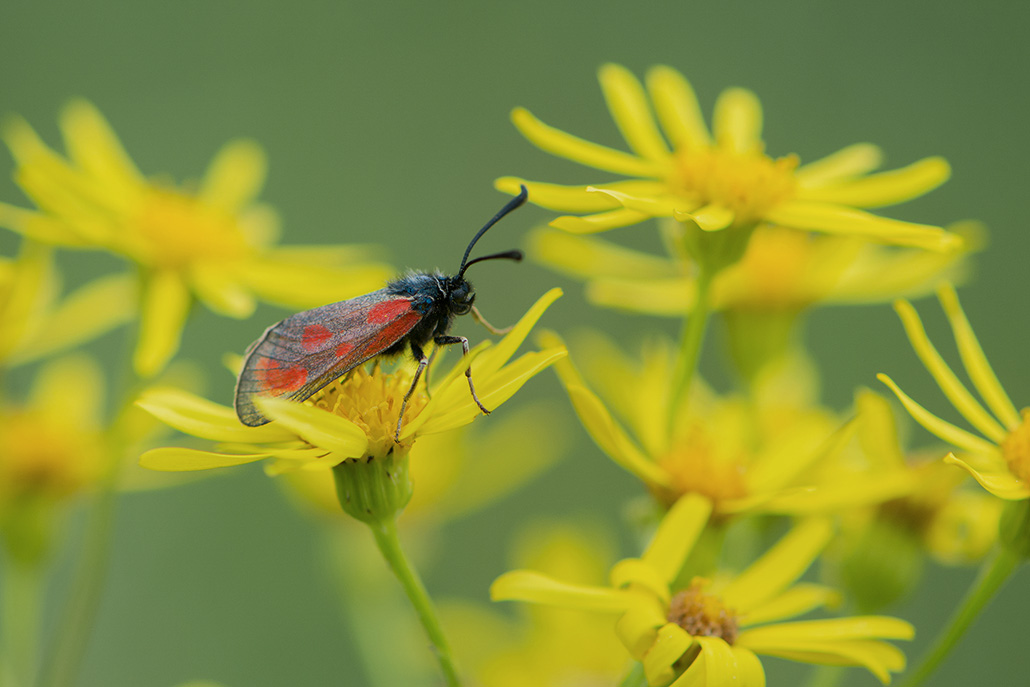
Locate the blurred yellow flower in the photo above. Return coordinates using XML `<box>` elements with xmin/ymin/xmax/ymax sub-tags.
<box><xmin>529</xmin><ymin>221</ymin><xmax>976</xmax><ymax>317</ymax></box>
<box><xmin>879</xmin><ymin>284</ymin><xmax>1030</xmax><ymax>500</ymax></box>
<box><xmin>137</xmin><ymin>289</ymin><xmax>565</xmax><ymax>473</ymax></box>
<box><xmin>493</xmin><ymin>494</ymin><xmax>913</xmax><ymax>685</ymax></box>
<box><xmin>0</xmin><ymin>240</ymin><xmax>133</xmax><ymax>366</ymax></box>
<box><xmin>0</xmin><ymin>100</ymin><xmax>392</xmax><ymax>376</ymax></box>
<box><xmin>446</xmin><ymin>522</ymin><xmax>629</xmax><ymax>687</ymax></box>
<box><xmin>544</xmin><ymin>331</ymin><xmax>913</xmax><ymax>515</ymax></box>
<box><xmin>0</xmin><ymin>356</ymin><xmax>106</xmax><ymax>562</ymax></box>
<box><xmin>498</xmin><ymin>64</ymin><xmax>956</xmax><ymax>251</ymax></box>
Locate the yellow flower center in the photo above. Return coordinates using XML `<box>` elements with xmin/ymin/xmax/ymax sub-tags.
<box><xmin>667</xmin><ymin>578</ymin><xmax>739</xmax><ymax>645</ymax></box>
<box><xmin>657</xmin><ymin>424</ymin><xmax>749</xmax><ymax>506</ymax></box>
<box><xmin>1001</xmin><ymin>409</ymin><xmax>1030</xmax><ymax>484</ymax></box>
<box><xmin>131</xmin><ymin>187</ymin><xmax>249</xmax><ymax>268</ymax></box>
<box><xmin>0</xmin><ymin>412</ymin><xmax>101</xmax><ymax>501</ymax></box>
<box><xmin>669</xmin><ymin>147</ymin><xmax>798</xmax><ymax>225</ymax></box>
<box><xmin>308</xmin><ymin>364</ymin><xmax>429</xmax><ymax>459</ymax></box>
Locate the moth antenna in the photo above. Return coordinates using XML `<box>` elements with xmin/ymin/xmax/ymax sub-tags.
<box><xmin>458</xmin><ymin>185</ymin><xmax>528</xmax><ymax>274</ymax></box>
<box><xmin>459</xmin><ymin>249</ymin><xmax>522</xmax><ymax>277</ymax></box>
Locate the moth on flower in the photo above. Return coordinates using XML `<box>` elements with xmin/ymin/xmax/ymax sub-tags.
<box><xmin>234</xmin><ymin>187</ymin><xmax>530</xmax><ymax>440</ymax></box>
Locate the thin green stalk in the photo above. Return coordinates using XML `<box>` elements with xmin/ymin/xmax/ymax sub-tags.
<box><xmin>668</xmin><ymin>266</ymin><xmax>714</xmax><ymax>433</ymax></box>
<box><xmin>38</xmin><ymin>472</ymin><xmax>119</xmax><ymax>687</ymax></box>
<box><xmin>1</xmin><ymin>559</ymin><xmax>42</xmax><ymax>687</ymax></box>
<box><xmin>368</xmin><ymin>517</ymin><xmax>461</xmax><ymax>687</ymax></box>
<box><xmin>899</xmin><ymin>547</ymin><xmax>1020</xmax><ymax>687</ymax></box>
<box><xmin>618</xmin><ymin>662</ymin><xmax>647</xmax><ymax>687</ymax></box>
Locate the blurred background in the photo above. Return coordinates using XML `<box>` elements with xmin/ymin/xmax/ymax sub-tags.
<box><xmin>1</xmin><ymin>1</ymin><xmax>1028</xmax><ymax>685</ymax></box>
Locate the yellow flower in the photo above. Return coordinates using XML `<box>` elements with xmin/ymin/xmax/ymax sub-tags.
<box><xmin>0</xmin><ymin>356</ymin><xmax>106</xmax><ymax>562</ymax></box>
<box><xmin>0</xmin><ymin>100</ymin><xmax>392</xmax><ymax>376</ymax></box>
<box><xmin>446</xmin><ymin>523</ymin><xmax>629</xmax><ymax>687</ymax></box>
<box><xmin>544</xmin><ymin>331</ymin><xmax>913</xmax><ymax>515</ymax></box>
<box><xmin>0</xmin><ymin>240</ymin><xmax>133</xmax><ymax>366</ymax></box>
<box><xmin>281</xmin><ymin>401</ymin><xmax>566</xmax><ymax>525</ymax></box>
<box><xmin>529</xmin><ymin>221</ymin><xmax>976</xmax><ymax>317</ymax></box>
<box><xmin>498</xmin><ymin>64</ymin><xmax>956</xmax><ymax>251</ymax></box>
<box><xmin>137</xmin><ymin>289</ymin><xmax>565</xmax><ymax>473</ymax></box>
<box><xmin>493</xmin><ymin>494</ymin><xmax>913</xmax><ymax>685</ymax></box>
<box><xmin>879</xmin><ymin>283</ymin><xmax>1030</xmax><ymax>500</ymax></box>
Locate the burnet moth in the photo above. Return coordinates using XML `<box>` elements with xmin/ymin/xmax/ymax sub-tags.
<box><xmin>234</xmin><ymin>186</ymin><xmax>529</xmax><ymax>440</ymax></box>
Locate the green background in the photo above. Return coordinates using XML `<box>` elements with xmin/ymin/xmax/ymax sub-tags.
<box><xmin>2</xmin><ymin>1</ymin><xmax>1028</xmax><ymax>685</ymax></box>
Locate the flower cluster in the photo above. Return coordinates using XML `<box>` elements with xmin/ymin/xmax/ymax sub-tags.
<box><xmin>0</xmin><ymin>63</ymin><xmax>1021</xmax><ymax>687</ymax></box>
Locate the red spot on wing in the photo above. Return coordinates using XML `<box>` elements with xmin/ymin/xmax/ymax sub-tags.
<box><xmin>302</xmin><ymin>324</ymin><xmax>333</xmax><ymax>352</ymax></box>
<box><xmin>335</xmin><ymin>342</ymin><xmax>354</xmax><ymax>358</ymax></box>
<box><xmin>367</xmin><ymin>299</ymin><xmax>412</xmax><ymax>324</ymax></box>
<box><xmin>254</xmin><ymin>356</ymin><xmax>308</xmax><ymax>393</ymax></box>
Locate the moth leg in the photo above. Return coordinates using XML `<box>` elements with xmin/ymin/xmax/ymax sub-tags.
<box><xmin>471</xmin><ymin>305</ymin><xmax>514</xmax><ymax>335</ymax></box>
<box><xmin>396</xmin><ymin>345</ymin><xmax>429</xmax><ymax>442</ymax></box>
<box><xmin>422</xmin><ymin>346</ymin><xmax>439</xmax><ymax>400</ymax></box>
<box><xmin>435</xmin><ymin>334</ymin><xmax>490</xmax><ymax>415</ymax></box>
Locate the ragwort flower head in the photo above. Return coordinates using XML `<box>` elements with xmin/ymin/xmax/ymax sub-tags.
<box><xmin>493</xmin><ymin>494</ymin><xmax>913</xmax><ymax>686</ymax></box>
<box><xmin>499</xmin><ymin>64</ymin><xmax>957</xmax><ymax>252</ymax></box>
<box><xmin>529</xmin><ymin>221</ymin><xmax>976</xmax><ymax>318</ymax></box>
<box><xmin>0</xmin><ymin>101</ymin><xmax>392</xmax><ymax>376</ymax></box>
<box><xmin>880</xmin><ymin>283</ymin><xmax>1030</xmax><ymax>500</ymax></box>
<box><xmin>544</xmin><ymin>331</ymin><xmax>914</xmax><ymax>516</ymax></box>
<box><xmin>138</xmin><ymin>289</ymin><xmax>565</xmax><ymax>475</ymax></box>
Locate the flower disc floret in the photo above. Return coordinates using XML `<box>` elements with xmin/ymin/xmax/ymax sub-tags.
<box><xmin>667</xmin><ymin>578</ymin><xmax>739</xmax><ymax>646</ymax></box>
<box><xmin>1001</xmin><ymin>410</ymin><xmax>1030</xmax><ymax>485</ymax></box>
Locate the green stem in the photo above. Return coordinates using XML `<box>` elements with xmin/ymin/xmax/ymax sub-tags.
<box><xmin>368</xmin><ymin>517</ymin><xmax>461</xmax><ymax>687</ymax></box>
<box><xmin>1</xmin><ymin>559</ymin><xmax>42</xmax><ymax>687</ymax></box>
<box><xmin>899</xmin><ymin>546</ymin><xmax>1021</xmax><ymax>687</ymax></box>
<box><xmin>38</xmin><ymin>474</ymin><xmax>119</xmax><ymax>687</ymax></box>
<box><xmin>668</xmin><ymin>266</ymin><xmax>714</xmax><ymax>433</ymax></box>
<box><xmin>618</xmin><ymin>662</ymin><xmax>647</xmax><ymax>687</ymax></box>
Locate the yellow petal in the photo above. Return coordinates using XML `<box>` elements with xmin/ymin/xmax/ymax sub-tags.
<box><xmin>587</xmin><ymin>186</ymin><xmax>681</xmax><ymax>216</ymax></box>
<box><xmin>642</xmin><ymin>493</ymin><xmax>712</xmax><ymax>584</ymax></box>
<box><xmin>679</xmin><ymin>204</ymin><xmax>735</xmax><ymax>232</ymax></box>
<box><xmin>136</xmin><ymin>388</ymin><xmax>297</xmax><ymax>443</ymax></box>
<box><xmin>738</xmin><ymin>638</ymin><xmax>905</xmax><ymax>684</ymax></box>
<box><xmin>0</xmin><ymin>240</ymin><xmax>54</xmax><ymax>359</ymax></box>
<box><xmin>944</xmin><ymin>452</ymin><xmax>1030</xmax><ymax>500</ymax></box>
<box><xmin>795</xmin><ymin>143</ymin><xmax>883</xmax><ymax>188</ymax></box>
<box><xmin>695</xmin><ymin>636</ymin><xmax>740</xmax><ymax>687</ymax></box>
<box><xmin>31</xmin><ymin>354</ymin><xmax>104</xmax><ymax>430</ymax></box>
<box><xmin>200</xmin><ymin>139</ymin><xmax>267</xmax><ymax>212</ymax></box>
<box><xmin>10</xmin><ymin>272</ymin><xmax>136</xmax><ymax>365</ymax></box>
<box><xmin>473</xmin><ymin>288</ymin><xmax>563</xmax><ymax>379</ymax></box>
<box><xmin>646</xmin><ymin>65</ymin><xmax>712</xmax><ymax>150</ymax></box>
<box><xmin>134</xmin><ymin>269</ymin><xmax>191</xmax><ymax>377</ymax></box>
<box><xmin>495</xmin><ymin>177</ymin><xmax>621</xmax><ymax>212</ymax></box>
<box><xmin>730</xmin><ymin>646</ymin><xmax>766</xmax><ymax>687</ymax></box>
<box><xmin>527</xmin><ymin>227</ymin><xmax>679</xmax><ymax>281</ymax></box>
<box><xmin>893</xmin><ymin>298</ymin><xmax>1005</xmax><ymax>441</ymax></box>
<box><xmin>616</xmin><ymin>599</ymin><xmax>667</xmax><ymax>659</ymax></box>
<box><xmin>713</xmin><ymin>88</ymin><xmax>763</xmax><ymax>155</ymax></box>
<box><xmin>586</xmin><ymin>276</ymin><xmax>694</xmax><ymax>317</ymax></box>
<box><xmin>855</xmin><ymin>388</ymin><xmax>907</xmax><ymax>469</ymax></box>
<box><xmin>140</xmin><ymin>447</ymin><xmax>270</xmax><ymax>471</ymax></box>
<box><xmin>610</xmin><ymin>558</ymin><xmax>670</xmax><ymax>603</ymax></box>
<box><xmin>877</xmin><ymin>374</ymin><xmax>999</xmax><ymax>455</ymax></box>
<box><xmin>721</xmin><ymin>518</ymin><xmax>832</xmax><ymax>612</ymax></box>
<box><xmin>766</xmin><ymin>201</ymin><xmax>960</xmax><ymax>251</ymax></box>
<box><xmin>190</xmin><ymin>264</ymin><xmax>256</xmax><ymax>318</ymax></box>
<box><xmin>255</xmin><ymin>397</ymin><xmax>368</xmax><ymax>457</ymax></box>
<box><xmin>511</xmin><ymin>106</ymin><xmax>665</xmax><ymax>178</ymax></box>
<box><xmin>232</xmin><ymin>255</ymin><xmax>393</xmax><ymax>309</ymax></box>
<box><xmin>937</xmin><ymin>283</ymin><xmax>1022</xmax><ymax>429</ymax></box>
<box><xmin>541</xmin><ymin>331</ymin><xmax>671</xmax><ymax>488</ymax></box>
<box><xmin>757</xmin><ymin>471</ymin><xmax>917</xmax><ymax>515</ymax></box>
<box><xmin>550</xmin><ymin>208</ymin><xmax>652</xmax><ymax>234</ymax></box>
<box><xmin>643</xmin><ymin>623</ymin><xmax>693</xmax><ymax>686</ymax></box>
<box><xmin>412</xmin><ymin>347</ymin><xmax>566</xmax><ymax>436</ymax></box>
<box><xmin>800</xmin><ymin>157</ymin><xmax>949</xmax><ymax>208</ymax></box>
<box><xmin>59</xmin><ymin>99</ymin><xmax>143</xmax><ymax>194</ymax></box>
<box><xmin>490</xmin><ymin>570</ymin><xmax>630</xmax><ymax>612</ymax></box>
<box><xmin>739</xmin><ymin>584</ymin><xmax>841</xmax><ymax>627</ymax></box>
<box><xmin>0</xmin><ymin>202</ymin><xmax>87</xmax><ymax>246</ymax></box>
<box><xmin>742</xmin><ymin>616</ymin><xmax>913</xmax><ymax>642</ymax></box>
<box><xmin>598</xmin><ymin>63</ymin><xmax>671</xmax><ymax>162</ymax></box>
